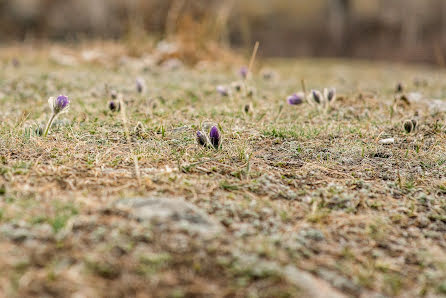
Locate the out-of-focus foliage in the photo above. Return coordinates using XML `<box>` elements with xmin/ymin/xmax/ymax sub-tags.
<box><xmin>0</xmin><ymin>0</ymin><xmax>445</xmax><ymax>63</ymax></box>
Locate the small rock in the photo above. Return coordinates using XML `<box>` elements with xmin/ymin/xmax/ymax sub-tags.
<box><xmin>114</xmin><ymin>197</ymin><xmax>221</xmax><ymax>236</ymax></box>
<box><xmin>416</xmin><ymin>215</ymin><xmax>430</xmax><ymax>228</ymax></box>
<box><xmin>299</xmin><ymin>228</ymin><xmax>325</xmax><ymax>241</ymax></box>
<box><xmin>378</xmin><ymin>138</ymin><xmax>394</xmax><ymax>145</ymax></box>
<box><xmin>161</xmin><ymin>58</ymin><xmax>183</xmax><ymax>71</ymax></box>
<box><xmin>0</xmin><ymin>223</ymin><xmax>31</xmax><ymax>242</ymax></box>
<box><xmin>35</xmin><ymin>223</ymin><xmax>54</xmax><ymax>241</ymax></box>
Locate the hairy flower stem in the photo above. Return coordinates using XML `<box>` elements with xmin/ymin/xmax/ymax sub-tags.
<box><xmin>43</xmin><ymin>113</ymin><xmax>56</xmax><ymax>137</ymax></box>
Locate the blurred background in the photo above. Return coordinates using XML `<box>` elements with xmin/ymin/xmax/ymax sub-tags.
<box><xmin>1</xmin><ymin>0</ymin><xmax>445</xmax><ymax>65</ymax></box>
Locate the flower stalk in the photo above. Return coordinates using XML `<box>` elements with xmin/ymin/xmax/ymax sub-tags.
<box><xmin>43</xmin><ymin>95</ymin><xmax>70</xmax><ymax>137</ymax></box>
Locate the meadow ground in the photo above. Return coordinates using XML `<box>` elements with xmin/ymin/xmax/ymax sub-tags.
<box><xmin>1</xmin><ymin>43</ymin><xmax>446</xmax><ymax>297</ymax></box>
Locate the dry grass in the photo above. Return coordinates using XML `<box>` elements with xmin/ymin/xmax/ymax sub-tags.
<box><xmin>1</xmin><ymin>43</ymin><xmax>446</xmax><ymax>297</ymax></box>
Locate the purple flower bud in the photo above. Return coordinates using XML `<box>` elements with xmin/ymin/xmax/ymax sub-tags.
<box><xmin>196</xmin><ymin>131</ymin><xmax>207</xmax><ymax>147</ymax></box>
<box><xmin>44</xmin><ymin>95</ymin><xmax>70</xmax><ymax>137</ymax></box>
<box><xmin>209</xmin><ymin>126</ymin><xmax>221</xmax><ymax>149</ymax></box>
<box><xmin>109</xmin><ymin>100</ymin><xmax>120</xmax><ymax>112</ymax></box>
<box><xmin>239</xmin><ymin>66</ymin><xmax>248</xmax><ymax>79</ymax></box>
<box><xmin>110</xmin><ymin>90</ymin><xmax>117</xmax><ymax>99</ymax></box>
<box><xmin>324</xmin><ymin>88</ymin><xmax>336</xmax><ymax>102</ymax></box>
<box><xmin>311</xmin><ymin>90</ymin><xmax>322</xmax><ymax>104</ymax></box>
<box><xmin>287</xmin><ymin>93</ymin><xmax>304</xmax><ymax>105</ymax></box>
<box><xmin>216</xmin><ymin>85</ymin><xmax>229</xmax><ymax>97</ymax></box>
<box><xmin>49</xmin><ymin>95</ymin><xmax>70</xmax><ymax>115</ymax></box>
<box><xmin>231</xmin><ymin>81</ymin><xmax>242</xmax><ymax>92</ymax></box>
<box><xmin>136</xmin><ymin>77</ymin><xmax>145</xmax><ymax>93</ymax></box>
<box><xmin>244</xmin><ymin>103</ymin><xmax>253</xmax><ymax>114</ymax></box>
<box><xmin>56</xmin><ymin>95</ymin><xmax>69</xmax><ymax>109</ymax></box>
<box><xmin>12</xmin><ymin>58</ymin><xmax>20</xmax><ymax>68</ymax></box>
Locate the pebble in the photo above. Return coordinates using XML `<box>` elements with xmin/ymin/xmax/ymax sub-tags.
<box><xmin>114</xmin><ymin>197</ymin><xmax>222</xmax><ymax>236</ymax></box>
<box><xmin>378</xmin><ymin>138</ymin><xmax>394</xmax><ymax>145</ymax></box>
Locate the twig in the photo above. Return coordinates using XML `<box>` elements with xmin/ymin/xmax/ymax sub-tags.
<box><xmin>243</xmin><ymin>41</ymin><xmax>260</xmax><ymax>98</ymax></box>
<box><xmin>247</xmin><ymin>41</ymin><xmax>260</xmax><ymax>76</ymax></box>
<box><xmin>119</xmin><ymin>95</ymin><xmax>141</xmax><ymax>185</ymax></box>
<box><xmin>301</xmin><ymin>79</ymin><xmax>307</xmax><ymax>95</ymax></box>
<box><xmin>15</xmin><ymin>111</ymin><xmax>30</xmax><ymax>128</ymax></box>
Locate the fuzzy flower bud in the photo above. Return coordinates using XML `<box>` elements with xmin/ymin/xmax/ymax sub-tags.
<box><xmin>196</xmin><ymin>131</ymin><xmax>207</xmax><ymax>147</ymax></box>
<box><xmin>311</xmin><ymin>90</ymin><xmax>323</xmax><ymax>104</ymax></box>
<box><xmin>239</xmin><ymin>66</ymin><xmax>248</xmax><ymax>79</ymax></box>
<box><xmin>109</xmin><ymin>100</ymin><xmax>120</xmax><ymax>112</ymax></box>
<box><xmin>136</xmin><ymin>77</ymin><xmax>145</xmax><ymax>93</ymax></box>
<box><xmin>44</xmin><ymin>95</ymin><xmax>70</xmax><ymax>137</ymax></box>
<box><xmin>209</xmin><ymin>126</ymin><xmax>221</xmax><ymax>149</ymax></box>
<box><xmin>324</xmin><ymin>88</ymin><xmax>336</xmax><ymax>102</ymax></box>
<box><xmin>49</xmin><ymin>95</ymin><xmax>70</xmax><ymax>115</ymax></box>
<box><xmin>287</xmin><ymin>93</ymin><xmax>304</xmax><ymax>105</ymax></box>
<box><xmin>216</xmin><ymin>85</ymin><xmax>229</xmax><ymax>97</ymax></box>
<box><xmin>231</xmin><ymin>81</ymin><xmax>242</xmax><ymax>92</ymax></box>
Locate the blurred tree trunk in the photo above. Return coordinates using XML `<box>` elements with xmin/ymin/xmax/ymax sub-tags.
<box><xmin>443</xmin><ymin>0</ymin><xmax>446</xmax><ymax>46</ymax></box>
<box><xmin>328</xmin><ymin>0</ymin><xmax>351</xmax><ymax>56</ymax></box>
<box><xmin>401</xmin><ymin>0</ymin><xmax>419</xmax><ymax>48</ymax></box>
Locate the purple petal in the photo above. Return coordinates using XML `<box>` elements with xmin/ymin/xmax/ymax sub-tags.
<box><xmin>216</xmin><ymin>85</ymin><xmax>228</xmax><ymax>96</ymax></box>
<box><xmin>209</xmin><ymin>126</ymin><xmax>221</xmax><ymax>149</ymax></box>
<box><xmin>56</xmin><ymin>95</ymin><xmax>69</xmax><ymax>110</ymax></box>
<box><xmin>287</xmin><ymin>93</ymin><xmax>304</xmax><ymax>105</ymax></box>
<box><xmin>239</xmin><ymin>66</ymin><xmax>248</xmax><ymax>79</ymax></box>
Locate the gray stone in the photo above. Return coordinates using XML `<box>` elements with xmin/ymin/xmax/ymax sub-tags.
<box><xmin>0</xmin><ymin>223</ymin><xmax>31</xmax><ymax>242</ymax></box>
<box><xmin>114</xmin><ymin>197</ymin><xmax>221</xmax><ymax>236</ymax></box>
<box><xmin>285</xmin><ymin>266</ymin><xmax>348</xmax><ymax>298</ymax></box>
<box><xmin>299</xmin><ymin>228</ymin><xmax>325</xmax><ymax>241</ymax></box>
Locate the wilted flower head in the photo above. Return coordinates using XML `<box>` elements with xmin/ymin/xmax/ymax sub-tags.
<box><xmin>209</xmin><ymin>126</ymin><xmax>221</xmax><ymax>149</ymax></box>
<box><xmin>216</xmin><ymin>85</ymin><xmax>229</xmax><ymax>97</ymax></box>
<box><xmin>287</xmin><ymin>93</ymin><xmax>304</xmax><ymax>105</ymax></box>
<box><xmin>49</xmin><ymin>95</ymin><xmax>70</xmax><ymax>115</ymax></box>
<box><xmin>324</xmin><ymin>88</ymin><xmax>336</xmax><ymax>102</ymax></box>
<box><xmin>196</xmin><ymin>131</ymin><xmax>207</xmax><ymax>147</ymax></box>
<box><xmin>239</xmin><ymin>66</ymin><xmax>248</xmax><ymax>79</ymax></box>
<box><xmin>136</xmin><ymin>77</ymin><xmax>145</xmax><ymax>93</ymax></box>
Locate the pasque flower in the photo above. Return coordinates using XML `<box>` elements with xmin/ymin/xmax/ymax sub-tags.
<box><xmin>209</xmin><ymin>126</ymin><xmax>221</xmax><ymax>149</ymax></box>
<box><xmin>43</xmin><ymin>95</ymin><xmax>70</xmax><ymax>137</ymax></box>
<box><xmin>109</xmin><ymin>100</ymin><xmax>120</xmax><ymax>112</ymax></box>
<box><xmin>310</xmin><ymin>90</ymin><xmax>323</xmax><ymax>104</ymax></box>
<box><xmin>287</xmin><ymin>93</ymin><xmax>304</xmax><ymax>105</ymax></box>
<box><xmin>216</xmin><ymin>85</ymin><xmax>229</xmax><ymax>97</ymax></box>
<box><xmin>196</xmin><ymin>131</ymin><xmax>207</xmax><ymax>147</ymax></box>
<box><xmin>307</xmin><ymin>88</ymin><xmax>336</xmax><ymax>110</ymax></box>
<box><xmin>136</xmin><ymin>77</ymin><xmax>145</xmax><ymax>93</ymax></box>
<box><xmin>239</xmin><ymin>66</ymin><xmax>248</xmax><ymax>79</ymax></box>
<box><xmin>196</xmin><ymin>126</ymin><xmax>221</xmax><ymax>149</ymax></box>
<box><xmin>324</xmin><ymin>88</ymin><xmax>336</xmax><ymax>102</ymax></box>
<box><xmin>231</xmin><ymin>81</ymin><xmax>242</xmax><ymax>92</ymax></box>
